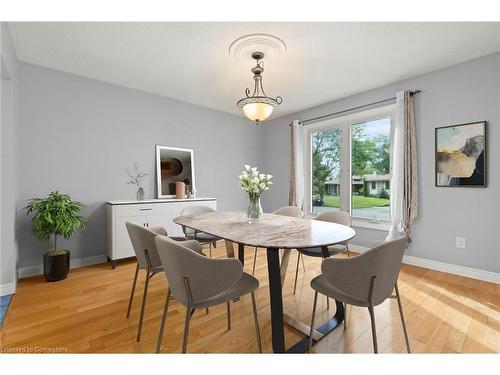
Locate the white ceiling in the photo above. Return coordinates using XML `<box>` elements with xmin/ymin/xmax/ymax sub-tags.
<box><xmin>8</xmin><ymin>22</ymin><xmax>500</xmax><ymax>119</ymax></box>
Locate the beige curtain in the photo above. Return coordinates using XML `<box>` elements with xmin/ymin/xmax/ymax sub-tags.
<box><xmin>387</xmin><ymin>90</ymin><xmax>418</xmax><ymax>241</ymax></box>
<box><xmin>403</xmin><ymin>91</ymin><xmax>418</xmax><ymax>235</ymax></box>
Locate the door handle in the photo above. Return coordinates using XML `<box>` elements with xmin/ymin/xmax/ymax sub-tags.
<box><xmin>139</xmin><ymin>208</ymin><xmax>152</xmax><ymax>211</ymax></box>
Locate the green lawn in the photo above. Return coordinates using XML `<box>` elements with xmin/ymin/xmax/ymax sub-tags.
<box><xmin>322</xmin><ymin>195</ymin><xmax>390</xmax><ymax>209</ymax></box>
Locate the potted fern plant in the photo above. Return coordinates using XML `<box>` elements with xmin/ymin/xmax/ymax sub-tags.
<box><xmin>24</xmin><ymin>191</ymin><xmax>86</xmax><ymax>282</ymax></box>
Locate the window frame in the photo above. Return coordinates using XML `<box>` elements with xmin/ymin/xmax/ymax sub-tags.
<box><xmin>303</xmin><ymin>104</ymin><xmax>396</xmax><ymax>229</ymax></box>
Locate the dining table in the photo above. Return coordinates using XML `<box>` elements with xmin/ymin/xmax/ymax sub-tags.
<box><xmin>173</xmin><ymin>211</ymin><xmax>356</xmax><ymax>353</ymax></box>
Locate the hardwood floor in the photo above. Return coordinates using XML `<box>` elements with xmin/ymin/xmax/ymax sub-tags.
<box><xmin>1</xmin><ymin>243</ymin><xmax>498</xmax><ymax>353</ymax></box>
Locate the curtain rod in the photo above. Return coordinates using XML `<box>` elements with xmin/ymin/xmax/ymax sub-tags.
<box><xmin>292</xmin><ymin>89</ymin><xmax>421</xmax><ymax>126</ymax></box>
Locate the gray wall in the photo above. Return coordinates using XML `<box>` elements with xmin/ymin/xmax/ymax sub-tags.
<box><xmin>262</xmin><ymin>52</ymin><xmax>500</xmax><ymax>273</ymax></box>
<box><xmin>4</xmin><ymin>38</ymin><xmax>500</xmax><ymax>277</ymax></box>
<box><xmin>16</xmin><ymin>62</ymin><xmax>264</xmax><ymax>269</ymax></box>
<box><xmin>1</xmin><ymin>22</ymin><xmax>20</xmax><ymax>289</ymax></box>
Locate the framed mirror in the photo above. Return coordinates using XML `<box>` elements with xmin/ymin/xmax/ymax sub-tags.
<box><xmin>155</xmin><ymin>145</ymin><xmax>195</xmax><ymax>198</ymax></box>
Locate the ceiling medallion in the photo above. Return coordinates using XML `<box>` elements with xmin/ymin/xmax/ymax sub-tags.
<box><xmin>236</xmin><ymin>51</ymin><xmax>283</xmax><ymax>125</ymax></box>
<box><xmin>229</xmin><ymin>33</ymin><xmax>287</xmax><ymax>60</ymax></box>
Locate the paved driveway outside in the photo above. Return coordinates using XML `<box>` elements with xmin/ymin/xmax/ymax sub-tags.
<box><xmin>312</xmin><ymin>205</ymin><xmax>390</xmax><ymax>222</ymax></box>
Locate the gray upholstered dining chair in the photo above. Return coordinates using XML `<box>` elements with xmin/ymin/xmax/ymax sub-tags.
<box><xmin>308</xmin><ymin>236</ymin><xmax>411</xmax><ymax>354</ymax></box>
<box><xmin>154</xmin><ymin>235</ymin><xmax>262</xmax><ymax>353</ymax></box>
<box><xmin>125</xmin><ymin>222</ymin><xmax>199</xmax><ymax>341</ymax></box>
<box><xmin>180</xmin><ymin>206</ymin><xmax>221</xmax><ymax>257</ymax></box>
<box><xmin>295</xmin><ymin>210</ymin><xmax>352</xmax><ymax>295</ymax></box>
<box><xmin>273</xmin><ymin>205</ymin><xmax>305</xmax><ymax>217</ymax></box>
<box><xmin>251</xmin><ymin>205</ymin><xmax>305</xmax><ymax>275</ymax></box>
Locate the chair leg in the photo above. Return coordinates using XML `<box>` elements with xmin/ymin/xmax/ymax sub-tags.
<box><xmin>344</xmin><ymin>303</ymin><xmax>347</xmax><ymax>330</ymax></box>
<box><xmin>320</xmin><ymin>254</ymin><xmax>330</xmax><ymax>309</ymax></box>
<box><xmin>293</xmin><ymin>252</ymin><xmax>300</xmax><ymax>295</ymax></box>
<box><xmin>209</xmin><ymin>242</ymin><xmax>212</xmax><ymax>258</ymax></box>
<box><xmin>395</xmin><ymin>283</ymin><xmax>411</xmax><ymax>353</ymax></box>
<box><xmin>300</xmin><ymin>251</ymin><xmax>306</xmax><ymax>272</ymax></box>
<box><xmin>368</xmin><ymin>305</ymin><xmax>378</xmax><ymax>353</ymax></box>
<box><xmin>308</xmin><ymin>291</ymin><xmax>319</xmax><ymax>353</ymax></box>
<box><xmin>252</xmin><ymin>247</ymin><xmax>258</xmax><ymax>275</ymax></box>
<box><xmin>126</xmin><ymin>263</ymin><xmax>139</xmax><ymax>318</ymax></box>
<box><xmin>226</xmin><ymin>301</ymin><xmax>231</xmax><ymax>331</ymax></box>
<box><xmin>136</xmin><ymin>272</ymin><xmax>150</xmax><ymax>341</ymax></box>
<box><xmin>182</xmin><ymin>307</ymin><xmax>194</xmax><ymax>353</ymax></box>
<box><xmin>156</xmin><ymin>288</ymin><xmax>171</xmax><ymax>353</ymax></box>
<box><xmin>250</xmin><ymin>291</ymin><xmax>262</xmax><ymax>353</ymax></box>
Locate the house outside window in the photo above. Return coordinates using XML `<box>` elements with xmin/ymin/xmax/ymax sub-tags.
<box><xmin>304</xmin><ymin>104</ymin><xmax>394</xmax><ymax>224</ymax></box>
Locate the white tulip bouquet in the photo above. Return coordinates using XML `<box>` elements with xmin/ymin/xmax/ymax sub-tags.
<box><xmin>239</xmin><ymin>165</ymin><xmax>273</xmax><ymax>198</ymax></box>
<box><xmin>239</xmin><ymin>165</ymin><xmax>273</xmax><ymax>222</ymax></box>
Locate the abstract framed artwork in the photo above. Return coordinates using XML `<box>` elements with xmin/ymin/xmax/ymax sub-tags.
<box><xmin>435</xmin><ymin>121</ymin><xmax>487</xmax><ymax>187</ymax></box>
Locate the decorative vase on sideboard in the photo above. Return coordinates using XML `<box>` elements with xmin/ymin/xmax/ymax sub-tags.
<box><xmin>136</xmin><ymin>187</ymin><xmax>145</xmax><ymax>200</ymax></box>
<box><xmin>175</xmin><ymin>182</ymin><xmax>186</xmax><ymax>199</ymax></box>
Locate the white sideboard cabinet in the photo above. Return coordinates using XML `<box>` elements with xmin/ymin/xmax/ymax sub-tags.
<box><xmin>106</xmin><ymin>198</ymin><xmax>216</xmax><ymax>268</ymax></box>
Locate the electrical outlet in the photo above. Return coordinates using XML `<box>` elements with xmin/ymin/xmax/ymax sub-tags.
<box><xmin>456</xmin><ymin>237</ymin><xmax>466</xmax><ymax>249</ymax></box>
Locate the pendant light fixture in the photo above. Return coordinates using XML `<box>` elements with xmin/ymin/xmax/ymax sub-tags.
<box><xmin>237</xmin><ymin>52</ymin><xmax>282</xmax><ymax>125</ymax></box>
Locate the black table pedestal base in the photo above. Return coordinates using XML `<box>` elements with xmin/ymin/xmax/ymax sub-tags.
<box><xmin>266</xmin><ymin>247</ymin><xmax>286</xmax><ymax>353</ymax></box>
<box><xmin>266</xmin><ymin>246</ymin><xmax>345</xmax><ymax>353</ymax></box>
<box><xmin>285</xmin><ymin>301</ymin><xmax>344</xmax><ymax>353</ymax></box>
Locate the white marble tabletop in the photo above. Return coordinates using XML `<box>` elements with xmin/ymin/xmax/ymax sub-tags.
<box><xmin>174</xmin><ymin>211</ymin><xmax>356</xmax><ymax>249</ymax></box>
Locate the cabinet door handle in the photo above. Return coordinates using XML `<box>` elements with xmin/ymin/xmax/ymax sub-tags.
<box><xmin>139</xmin><ymin>208</ymin><xmax>153</xmax><ymax>211</ymax></box>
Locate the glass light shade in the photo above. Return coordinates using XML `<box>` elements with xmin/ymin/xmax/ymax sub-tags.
<box><xmin>242</xmin><ymin>102</ymin><xmax>273</xmax><ymax>123</ymax></box>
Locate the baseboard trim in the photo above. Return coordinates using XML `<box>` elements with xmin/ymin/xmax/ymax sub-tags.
<box><xmin>0</xmin><ymin>282</ymin><xmax>16</xmax><ymax>296</ymax></box>
<box><xmin>402</xmin><ymin>255</ymin><xmax>500</xmax><ymax>284</ymax></box>
<box><xmin>350</xmin><ymin>244</ymin><xmax>500</xmax><ymax>284</ymax></box>
<box><xmin>18</xmin><ymin>254</ymin><xmax>108</xmax><ymax>279</ymax></box>
<box><xmin>15</xmin><ymin>246</ymin><xmax>500</xmax><ymax>285</ymax></box>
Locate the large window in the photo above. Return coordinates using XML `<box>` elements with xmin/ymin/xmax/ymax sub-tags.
<box><xmin>305</xmin><ymin>105</ymin><xmax>394</xmax><ymax>223</ymax></box>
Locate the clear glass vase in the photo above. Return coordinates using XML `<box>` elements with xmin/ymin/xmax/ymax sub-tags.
<box><xmin>247</xmin><ymin>195</ymin><xmax>263</xmax><ymax>223</ymax></box>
